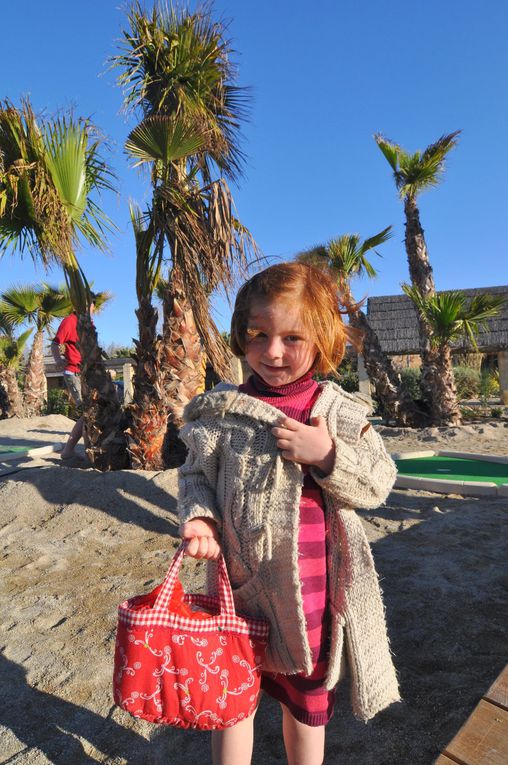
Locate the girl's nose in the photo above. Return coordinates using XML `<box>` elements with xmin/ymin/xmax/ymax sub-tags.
<box><xmin>264</xmin><ymin>336</ymin><xmax>283</xmax><ymax>359</ymax></box>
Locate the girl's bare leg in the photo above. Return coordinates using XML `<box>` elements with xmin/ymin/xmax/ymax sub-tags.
<box><xmin>211</xmin><ymin>715</ymin><xmax>255</xmax><ymax>765</ymax></box>
<box><xmin>281</xmin><ymin>703</ymin><xmax>325</xmax><ymax>765</ymax></box>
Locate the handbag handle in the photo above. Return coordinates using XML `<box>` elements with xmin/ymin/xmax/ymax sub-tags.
<box><xmin>153</xmin><ymin>542</ymin><xmax>237</xmax><ymax>617</ymax></box>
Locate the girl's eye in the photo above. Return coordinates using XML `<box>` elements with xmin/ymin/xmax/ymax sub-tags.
<box><xmin>246</xmin><ymin>331</ymin><xmax>265</xmax><ymax>342</ymax></box>
<box><xmin>287</xmin><ymin>335</ymin><xmax>302</xmax><ymax>342</ymax></box>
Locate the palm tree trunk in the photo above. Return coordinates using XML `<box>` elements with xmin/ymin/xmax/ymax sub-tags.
<box><xmin>404</xmin><ymin>195</ymin><xmax>440</xmax><ymax>411</ymax></box>
<box><xmin>160</xmin><ymin>269</ymin><xmax>203</xmax><ymax>468</ymax></box>
<box><xmin>0</xmin><ymin>366</ymin><xmax>24</xmax><ymax>418</ymax></box>
<box><xmin>424</xmin><ymin>344</ymin><xmax>462</xmax><ymax>426</ymax></box>
<box><xmin>350</xmin><ymin>309</ymin><xmax>428</xmax><ymax>427</ymax></box>
<box><xmin>0</xmin><ymin>377</ymin><xmax>9</xmax><ymax>418</ymax></box>
<box><xmin>77</xmin><ymin>314</ymin><xmax>130</xmax><ymax>470</ymax></box>
<box><xmin>23</xmin><ymin>328</ymin><xmax>47</xmax><ymax>417</ymax></box>
<box><xmin>127</xmin><ymin>298</ymin><xmax>167</xmax><ymax>470</ymax></box>
<box><xmin>404</xmin><ymin>196</ymin><xmax>435</xmax><ymax>296</ymax></box>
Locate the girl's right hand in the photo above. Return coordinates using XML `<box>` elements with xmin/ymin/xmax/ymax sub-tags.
<box><xmin>180</xmin><ymin>517</ymin><xmax>221</xmax><ymax>560</ymax></box>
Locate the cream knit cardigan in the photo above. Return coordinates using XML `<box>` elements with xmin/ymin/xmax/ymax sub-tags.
<box><xmin>178</xmin><ymin>381</ymin><xmax>400</xmax><ymax>721</ymax></box>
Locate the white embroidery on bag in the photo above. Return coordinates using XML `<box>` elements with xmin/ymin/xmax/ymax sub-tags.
<box><xmin>216</xmin><ymin>656</ymin><xmax>258</xmax><ymax>709</ymax></box>
<box><xmin>140</xmin><ymin>678</ymin><xmax>163</xmax><ymax>713</ymax></box>
<box><xmin>196</xmin><ymin>648</ymin><xmax>223</xmax><ymax>691</ymax></box>
<box><xmin>129</xmin><ymin>630</ymin><xmax>165</xmax><ymax>657</ymax></box>
<box><xmin>153</xmin><ymin>647</ymin><xmax>189</xmax><ymax>678</ymax></box>
<box><xmin>115</xmin><ymin>647</ymin><xmax>142</xmax><ymax>681</ymax></box>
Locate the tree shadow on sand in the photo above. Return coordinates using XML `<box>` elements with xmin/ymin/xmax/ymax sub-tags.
<box><xmin>323</xmin><ymin>491</ymin><xmax>507</xmax><ymax>765</ymax></box>
<box><xmin>2</xmin><ymin>465</ymin><xmax>180</xmax><ymax>537</ymax></box>
<box><xmin>0</xmin><ymin>435</ymin><xmax>61</xmax><ymax>449</ymax></box>
<box><xmin>0</xmin><ymin>651</ymin><xmax>154</xmax><ymax>764</ymax></box>
<box><xmin>27</xmin><ymin>427</ymin><xmax>72</xmax><ymax>436</ymax></box>
<box><xmin>1</xmin><ymin>482</ymin><xmax>506</xmax><ymax>764</ymax></box>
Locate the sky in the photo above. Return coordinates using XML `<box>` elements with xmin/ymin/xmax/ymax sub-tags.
<box><xmin>1</xmin><ymin>0</ymin><xmax>507</xmax><ymax>349</ymax></box>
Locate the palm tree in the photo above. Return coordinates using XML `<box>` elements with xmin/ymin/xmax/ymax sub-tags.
<box><xmin>0</xmin><ymin>325</ymin><xmax>32</xmax><ymax>419</ymax></box>
<box><xmin>126</xmin><ymin>202</ymin><xmax>166</xmax><ymax>469</ymax></box>
<box><xmin>114</xmin><ymin>2</ymin><xmax>255</xmax><ymax>467</ymax></box>
<box><xmin>374</xmin><ymin>131</ymin><xmax>460</xmax><ymax>409</ymax></box>
<box><xmin>402</xmin><ymin>285</ymin><xmax>505</xmax><ymax>424</ymax></box>
<box><xmin>298</xmin><ymin>229</ymin><xmax>425</xmax><ymax>426</ymax></box>
<box><xmin>0</xmin><ymin>284</ymin><xmax>70</xmax><ymax>416</ymax></box>
<box><xmin>0</xmin><ymin>99</ymin><xmax>126</xmax><ymax>469</ymax></box>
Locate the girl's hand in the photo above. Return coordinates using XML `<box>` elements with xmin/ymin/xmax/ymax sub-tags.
<box><xmin>180</xmin><ymin>517</ymin><xmax>221</xmax><ymax>560</ymax></box>
<box><xmin>272</xmin><ymin>415</ymin><xmax>335</xmax><ymax>475</ymax></box>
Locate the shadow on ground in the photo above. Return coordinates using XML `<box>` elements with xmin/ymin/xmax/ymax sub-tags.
<box><xmin>0</xmin><ymin>487</ymin><xmax>506</xmax><ymax>764</ymax></box>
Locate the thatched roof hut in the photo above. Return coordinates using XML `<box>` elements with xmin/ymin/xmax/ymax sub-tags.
<box><xmin>367</xmin><ymin>285</ymin><xmax>508</xmax><ymax>355</ymax></box>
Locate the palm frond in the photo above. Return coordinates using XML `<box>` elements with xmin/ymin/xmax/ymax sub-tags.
<box><xmin>0</xmin><ymin>283</ymin><xmax>74</xmax><ymax>331</ymax></box>
<box><xmin>129</xmin><ymin>200</ymin><xmax>161</xmax><ymax>301</ymax></box>
<box><xmin>0</xmin><ymin>285</ymin><xmax>39</xmax><ymax>325</ymax></box>
<box><xmin>374</xmin><ymin>134</ymin><xmax>401</xmax><ymax>172</ymax></box>
<box><xmin>43</xmin><ymin>115</ymin><xmax>117</xmax><ymax>251</ymax></box>
<box><xmin>0</xmin><ymin>327</ymin><xmax>32</xmax><ymax>367</ymax></box>
<box><xmin>376</xmin><ymin>130</ymin><xmax>460</xmax><ymax>199</ymax></box>
<box><xmin>299</xmin><ymin>226</ymin><xmax>391</xmax><ymax>283</ymax></box>
<box><xmin>421</xmin><ymin>131</ymin><xmax>461</xmax><ymax>164</ymax></box>
<box><xmin>125</xmin><ymin>116</ymin><xmax>206</xmax><ymax>168</ymax></box>
<box><xmin>112</xmin><ymin>1</ymin><xmax>248</xmax><ymax>179</ymax></box>
<box><xmin>403</xmin><ymin>284</ymin><xmax>504</xmax><ymax>348</ymax></box>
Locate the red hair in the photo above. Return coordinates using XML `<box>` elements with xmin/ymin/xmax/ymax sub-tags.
<box><xmin>230</xmin><ymin>262</ymin><xmax>361</xmax><ymax>376</ymax></box>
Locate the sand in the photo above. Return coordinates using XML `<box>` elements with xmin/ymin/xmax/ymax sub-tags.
<box><xmin>0</xmin><ymin>414</ymin><xmax>507</xmax><ymax>764</ymax></box>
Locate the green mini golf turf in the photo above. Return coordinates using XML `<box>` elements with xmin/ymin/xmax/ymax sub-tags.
<box><xmin>395</xmin><ymin>456</ymin><xmax>508</xmax><ymax>485</ymax></box>
<box><xmin>0</xmin><ymin>443</ymin><xmax>40</xmax><ymax>454</ymax></box>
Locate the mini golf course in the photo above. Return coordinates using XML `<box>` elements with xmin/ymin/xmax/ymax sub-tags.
<box><xmin>394</xmin><ymin>450</ymin><xmax>508</xmax><ymax>496</ymax></box>
<box><xmin>0</xmin><ymin>441</ymin><xmax>61</xmax><ymax>463</ymax></box>
<box><xmin>0</xmin><ymin>443</ymin><xmax>43</xmax><ymax>455</ymax></box>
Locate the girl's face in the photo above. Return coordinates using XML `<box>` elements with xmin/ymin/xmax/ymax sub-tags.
<box><xmin>244</xmin><ymin>298</ymin><xmax>317</xmax><ymax>386</ymax></box>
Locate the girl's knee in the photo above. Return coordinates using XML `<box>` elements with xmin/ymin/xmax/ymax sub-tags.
<box><xmin>211</xmin><ymin>714</ymin><xmax>256</xmax><ymax>765</ymax></box>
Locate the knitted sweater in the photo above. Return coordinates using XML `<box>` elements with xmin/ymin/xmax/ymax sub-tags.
<box><xmin>178</xmin><ymin>381</ymin><xmax>400</xmax><ymax>721</ymax></box>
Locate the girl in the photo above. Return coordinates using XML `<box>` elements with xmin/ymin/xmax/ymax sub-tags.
<box><xmin>178</xmin><ymin>263</ymin><xmax>399</xmax><ymax>765</ymax></box>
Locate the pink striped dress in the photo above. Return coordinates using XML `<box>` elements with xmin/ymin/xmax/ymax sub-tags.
<box><xmin>238</xmin><ymin>372</ymin><xmax>335</xmax><ymax>726</ymax></box>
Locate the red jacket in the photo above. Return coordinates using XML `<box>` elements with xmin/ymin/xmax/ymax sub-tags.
<box><xmin>53</xmin><ymin>313</ymin><xmax>81</xmax><ymax>374</ymax></box>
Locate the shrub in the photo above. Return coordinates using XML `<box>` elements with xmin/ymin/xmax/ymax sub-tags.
<box><xmin>399</xmin><ymin>367</ymin><xmax>421</xmax><ymax>401</ymax></box>
<box><xmin>45</xmin><ymin>388</ymin><xmax>70</xmax><ymax>416</ymax></box>
<box><xmin>490</xmin><ymin>407</ymin><xmax>503</xmax><ymax>418</ymax></box>
<box><xmin>479</xmin><ymin>370</ymin><xmax>500</xmax><ymax>403</ymax></box>
<box><xmin>338</xmin><ymin>370</ymin><xmax>359</xmax><ymax>393</ymax></box>
<box><xmin>453</xmin><ymin>366</ymin><xmax>481</xmax><ymax>400</ymax></box>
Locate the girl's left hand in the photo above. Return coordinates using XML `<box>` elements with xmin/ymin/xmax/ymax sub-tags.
<box><xmin>271</xmin><ymin>415</ymin><xmax>335</xmax><ymax>474</ymax></box>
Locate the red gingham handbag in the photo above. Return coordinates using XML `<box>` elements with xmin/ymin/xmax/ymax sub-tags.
<box><xmin>113</xmin><ymin>544</ymin><xmax>269</xmax><ymax>730</ymax></box>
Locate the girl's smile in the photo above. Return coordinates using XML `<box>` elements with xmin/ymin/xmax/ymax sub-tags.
<box><xmin>244</xmin><ymin>299</ymin><xmax>317</xmax><ymax>385</ymax></box>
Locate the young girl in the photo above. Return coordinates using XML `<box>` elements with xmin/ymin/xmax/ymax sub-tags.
<box><xmin>178</xmin><ymin>263</ymin><xmax>399</xmax><ymax>765</ymax></box>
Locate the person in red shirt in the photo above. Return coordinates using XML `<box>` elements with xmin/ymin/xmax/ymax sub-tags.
<box><xmin>51</xmin><ymin>299</ymin><xmax>95</xmax><ymax>460</ymax></box>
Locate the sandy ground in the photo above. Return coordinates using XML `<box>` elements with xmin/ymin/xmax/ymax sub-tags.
<box><xmin>0</xmin><ymin>414</ymin><xmax>507</xmax><ymax>764</ymax></box>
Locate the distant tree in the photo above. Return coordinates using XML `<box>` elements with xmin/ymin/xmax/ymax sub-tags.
<box><xmin>0</xmin><ymin>284</ymin><xmax>69</xmax><ymax>415</ymax></box>
<box><xmin>0</xmin><ymin>327</ymin><xmax>32</xmax><ymax>418</ymax></box>
<box><xmin>403</xmin><ymin>285</ymin><xmax>505</xmax><ymax>424</ymax></box>
<box><xmin>105</xmin><ymin>343</ymin><xmax>135</xmax><ymax>358</ymax></box>
<box><xmin>374</xmin><ymin>131</ymin><xmax>460</xmax><ymax>414</ymax></box>
<box><xmin>0</xmin><ymin>98</ymin><xmax>125</xmax><ymax>468</ymax></box>
<box><xmin>298</xmin><ymin>229</ymin><xmax>425</xmax><ymax>425</ymax></box>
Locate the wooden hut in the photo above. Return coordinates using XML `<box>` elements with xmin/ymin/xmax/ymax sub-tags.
<box><xmin>365</xmin><ymin>285</ymin><xmax>508</xmax><ymax>404</ymax></box>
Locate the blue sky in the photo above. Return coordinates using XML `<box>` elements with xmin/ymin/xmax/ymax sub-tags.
<box><xmin>1</xmin><ymin>0</ymin><xmax>507</xmax><ymax>349</ymax></box>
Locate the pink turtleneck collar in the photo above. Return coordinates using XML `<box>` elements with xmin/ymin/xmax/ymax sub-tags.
<box><xmin>238</xmin><ymin>371</ymin><xmax>320</xmax><ymax>424</ymax></box>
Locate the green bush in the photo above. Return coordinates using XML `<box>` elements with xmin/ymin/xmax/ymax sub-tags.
<box><xmin>45</xmin><ymin>388</ymin><xmax>70</xmax><ymax>416</ymax></box>
<box><xmin>453</xmin><ymin>366</ymin><xmax>481</xmax><ymax>400</ymax></box>
<box><xmin>479</xmin><ymin>370</ymin><xmax>500</xmax><ymax>402</ymax></box>
<box><xmin>338</xmin><ymin>370</ymin><xmax>359</xmax><ymax>392</ymax></box>
<box><xmin>399</xmin><ymin>367</ymin><xmax>422</xmax><ymax>401</ymax></box>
